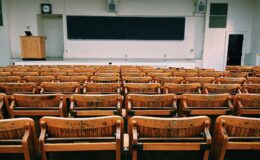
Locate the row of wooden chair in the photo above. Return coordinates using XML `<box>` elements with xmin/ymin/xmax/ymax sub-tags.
<box><xmin>1</xmin><ymin>93</ymin><xmax>259</xmax><ymax>119</ymax></box>
<box><xmin>0</xmin><ymin>115</ymin><xmax>259</xmax><ymax>160</ymax></box>
<box><xmin>226</xmin><ymin>65</ymin><xmax>260</xmax><ymax>76</ymax></box>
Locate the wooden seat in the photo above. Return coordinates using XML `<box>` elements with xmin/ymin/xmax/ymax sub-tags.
<box><xmin>39</xmin><ymin>116</ymin><xmax>124</xmax><ymax>160</ymax></box>
<box><xmin>172</xmin><ymin>71</ymin><xmax>197</xmax><ymax>77</ymax></box>
<box><xmin>163</xmin><ymin>83</ymin><xmax>201</xmax><ymax>94</ymax></box>
<box><xmin>234</xmin><ymin>94</ymin><xmax>260</xmax><ymax>116</ymax></box>
<box><xmin>124</xmin><ymin>83</ymin><xmax>161</xmax><ymax>94</ymax></box>
<box><xmin>216</xmin><ymin>77</ymin><xmax>246</xmax><ymax>84</ymax></box>
<box><xmin>70</xmin><ymin>94</ymin><xmax>122</xmax><ymax>117</ymax></box>
<box><xmin>91</xmin><ymin>76</ymin><xmax>120</xmax><ymax>83</ymax></box>
<box><xmin>0</xmin><ymin>76</ymin><xmax>21</xmax><ymax>83</ymax></box>
<box><xmin>126</xmin><ymin>94</ymin><xmax>177</xmax><ymax>118</ymax></box>
<box><xmin>242</xmin><ymin>84</ymin><xmax>260</xmax><ymax>93</ymax></box>
<box><xmin>212</xmin><ymin>116</ymin><xmax>260</xmax><ymax>160</ymax></box>
<box><xmin>247</xmin><ymin>77</ymin><xmax>260</xmax><ymax>84</ymax></box>
<box><xmin>23</xmin><ymin>76</ymin><xmax>55</xmax><ymax>84</ymax></box>
<box><xmin>203</xmin><ymin>84</ymin><xmax>241</xmax><ymax>95</ymax></box>
<box><xmin>122</xmin><ymin>76</ymin><xmax>152</xmax><ymax>83</ymax></box>
<box><xmin>129</xmin><ymin>116</ymin><xmax>211</xmax><ymax>160</ymax></box>
<box><xmin>0</xmin><ymin>93</ymin><xmax>9</xmax><ymax>119</ymax></box>
<box><xmin>57</xmin><ymin>76</ymin><xmax>88</xmax><ymax>84</ymax></box>
<box><xmin>0</xmin><ymin>118</ymin><xmax>38</xmax><ymax>160</ymax></box>
<box><xmin>181</xmin><ymin>94</ymin><xmax>233</xmax><ymax>117</ymax></box>
<box><xmin>40</xmin><ymin>82</ymin><xmax>80</xmax><ymax>94</ymax></box>
<box><xmin>0</xmin><ymin>83</ymin><xmax>37</xmax><ymax>95</ymax></box>
<box><xmin>84</xmin><ymin>83</ymin><xmax>121</xmax><ymax>94</ymax></box>
<box><xmin>185</xmin><ymin>77</ymin><xmax>215</xmax><ymax>85</ymax></box>
<box><xmin>9</xmin><ymin>94</ymin><xmax>67</xmax><ymax>118</ymax></box>
<box><xmin>154</xmin><ymin>77</ymin><xmax>184</xmax><ymax>85</ymax></box>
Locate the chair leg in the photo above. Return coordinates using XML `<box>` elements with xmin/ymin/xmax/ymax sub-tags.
<box><xmin>218</xmin><ymin>148</ymin><xmax>226</xmax><ymax>160</ymax></box>
<box><xmin>203</xmin><ymin>150</ymin><xmax>210</xmax><ymax>160</ymax></box>
<box><xmin>132</xmin><ymin>150</ymin><xmax>137</xmax><ymax>160</ymax></box>
<box><xmin>116</xmin><ymin>149</ymin><xmax>121</xmax><ymax>160</ymax></box>
<box><xmin>41</xmin><ymin>151</ymin><xmax>47</xmax><ymax>160</ymax></box>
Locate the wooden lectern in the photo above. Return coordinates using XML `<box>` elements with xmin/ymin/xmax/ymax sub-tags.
<box><xmin>20</xmin><ymin>36</ymin><xmax>46</xmax><ymax>59</ymax></box>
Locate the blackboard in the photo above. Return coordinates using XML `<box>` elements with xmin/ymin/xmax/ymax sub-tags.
<box><xmin>67</xmin><ymin>16</ymin><xmax>185</xmax><ymax>40</ymax></box>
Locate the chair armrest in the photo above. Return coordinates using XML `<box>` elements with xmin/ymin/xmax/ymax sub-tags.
<box><xmin>59</xmin><ymin>97</ymin><xmax>65</xmax><ymax>117</ymax></box>
<box><xmin>158</xmin><ymin>87</ymin><xmax>161</xmax><ymax>94</ymax></box>
<box><xmin>39</xmin><ymin>122</ymin><xmax>47</xmax><ymax>147</ymax></box>
<box><xmin>22</xmin><ymin>123</ymin><xmax>30</xmax><ymax>151</ymax></box>
<box><xmin>75</xmin><ymin>87</ymin><xmax>79</xmax><ymax>93</ymax></box>
<box><xmin>127</xmin><ymin>98</ymin><xmax>132</xmax><ymax>117</ymax></box>
<box><xmin>40</xmin><ymin>88</ymin><xmax>44</xmax><ymax>94</ymax></box>
<box><xmin>172</xmin><ymin>96</ymin><xmax>177</xmax><ymax>112</ymax></box>
<box><xmin>9</xmin><ymin>98</ymin><xmax>15</xmax><ymax>118</ymax></box>
<box><xmin>227</xmin><ymin>97</ymin><xmax>234</xmax><ymax>111</ymax></box>
<box><xmin>164</xmin><ymin>87</ymin><xmax>169</xmax><ymax>94</ymax></box>
<box><xmin>117</xmin><ymin>97</ymin><xmax>122</xmax><ymax>115</ymax></box>
<box><xmin>70</xmin><ymin>97</ymin><xmax>75</xmax><ymax>113</ymax></box>
<box><xmin>32</xmin><ymin>87</ymin><xmax>37</xmax><ymax>94</ymax></box>
<box><xmin>198</xmin><ymin>87</ymin><xmax>202</xmax><ymax>94</ymax></box>
<box><xmin>117</xmin><ymin>87</ymin><xmax>121</xmax><ymax>94</ymax></box>
<box><xmin>116</xmin><ymin>120</ymin><xmax>121</xmax><ymax>149</ymax></box>
<box><xmin>124</xmin><ymin>87</ymin><xmax>128</xmax><ymax>94</ymax></box>
<box><xmin>204</xmin><ymin>120</ymin><xmax>212</xmax><ymax>144</ymax></box>
<box><xmin>132</xmin><ymin>122</ymin><xmax>138</xmax><ymax>144</ymax></box>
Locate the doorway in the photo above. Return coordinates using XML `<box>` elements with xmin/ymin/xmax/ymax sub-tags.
<box><xmin>226</xmin><ymin>34</ymin><xmax>244</xmax><ymax>65</ymax></box>
<box><xmin>37</xmin><ymin>15</ymin><xmax>64</xmax><ymax>58</ymax></box>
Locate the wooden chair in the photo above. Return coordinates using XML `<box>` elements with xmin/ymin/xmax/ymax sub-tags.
<box><xmin>57</xmin><ymin>76</ymin><xmax>88</xmax><ymax>84</ymax></box>
<box><xmin>0</xmin><ymin>83</ymin><xmax>37</xmax><ymax>95</ymax></box>
<box><xmin>242</xmin><ymin>84</ymin><xmax>260</xmax><ymax>93</ymax></box>
<box><xmin>203</xmin><ymin>84</ymin><xmax>241</xmax><ymax>95</ymax></box>
<box><xmin>185</xmin><ymin>77</ymin><xmax>215</xmax><ymax>85</ymax></box>
<box><xmin>252</xmin><ymin>67</ymin><xmax>260</xmax><ymax>77</ymax></box>
<box><xmin>40</xmin><ymin>82</ymin><xmax>80</xmax><ymax>94</ymax></box>
<box><xmin>172</xmin><ymin>71</ymin><xmax>197</xmax><ymax>77</ymax></box>
<box><xmin>70</xmin><ymin>94</ymin><xmax>122</xmax><ymax>117</ymax></box>
<box><xmin>163</xmin><ymin>83</ymin><xmax>201</xmax><ymax>94</ymax></box>
<box><xmin>216</xmin><ymin>77</ymin><xmax>246</xmax><ymax>84</ymax></box>
<box><xmin>126</xmin><ymin>94</ymin><xmax>177</xmax><ymax>118</ymax></box>
<box><xmin>12</xmin><ymin>72</ymin><xmax>39</xmax><ymax>77</ymax></box>
<box><xmin>233</xmin><ymin>94</ymin><xmax>260</xmax><ymax>116</ymax></box>
<box><xmin>40</xmin><ymin>68</ymin><xmax>60</xmax><ymax>72</ymax></box>
<box><xmin>67</xmin><ymin>72</ymin><xmax>93</xmax><ymax>77</ymax></box>
<box><xmin>91</xmin><ymin>76</ymin><xmax>120</xmax><ymax>83</ymax></box>
<box><xmin>39</xmin><ymin>116</ymin><xmax>124</xmax><ymax>160</ymax></box>
<box><xmin>122</xmin><ymin>76</ymin><xmax>152</xmax><ymax>83</ymax></box>
<box><xmin>124</xmin><ymin>83</ymin><xmax>161</xmax><ymax>94</ymax></box>
<box><xmin>181</xmin><ymin>94</ymin><xmax>233</xmax><ymax>117</ymax></box>
<box><xmin>148</xmin><ymin>73</ymin><xmax>171</xmax><ymax>79</ymax></box>
<box><xmin>9</xmin><ymin>94</ymin><xmax>67</xmax><ymax>118</ymax></box>
<box><xmin>212</xmin><ymin>116</ymin><xmax>260</xmax><ymax>160</ymax></box>
<box><xmin>84</xmin><ymin>83</ymin><xmax>121</xmax><ymax>94</ymax></box>
<box><xmin>228</xmin><ymin>72</ymin><xmax>248</xmax><ymax>78</ymax></box>
<box><xmin>23</xmin><ymin>76</ymin><xmax>55</xmax><ymax>84</ymax></box>
<box><xmin>95</xmin><ymin>73</ymin><xmax>120</xmax><ymax>77</ymax></box>
<box><xmin>121</xmin><ymin>72</ymin><xmax>146</xmax><ymax>77</ymax></box>
<box><xmin>154</xmin><ymin>77</ymin><xmax>184</xmax><ymax>85</ymax></box>
<box><xmin>0</xmin><ymin>118</ymin><xmax>38</xmax><ymax>160</ymax></box>
<box><xmin>0</xmin><ymin>72</ymin><xmax>11</xmax><ymax>76</ymax></box>
<box><xmin>225</xmin><ymin>65</ymin><xmax>241</xmax><ymax>72</ymax></box>
<box><xmin>129</xmin><ymin>116</ymin><xmax>211</xmax><ymax>160</ymax></box>
<box><xmin>40</xmin><ymin>72</ymin><xmax>67</xmax><ymax>78</ymax></box>
<box><xmin>0</xmin><ymin>93</ymin><xmax>9</xmax><ymax>119</ymax></box>
<box><xmin>198</xmin><ymin>71</ymin><xmax>227</xmax><ymax>78</ymax></box>
<box><xmin>247</xmin><ymin>77</ymin><xmax>260</xmax><ymax>84</ymax></box>
<box><xmin>0</xmin><ymin>76</ymin><xmax>21</xmax><ymax>82</ymax></box>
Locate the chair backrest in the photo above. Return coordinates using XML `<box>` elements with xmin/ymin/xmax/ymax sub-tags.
<box><xmin>240</xmin><ymin>66</ymin><xmax>254</xmax><ymax>73</ymax></box>
<box><xmin>225</xmin><ymin>65</ymin><xmax>241</xmax><ymax>72</ymax></box>
<box><xmin>121</xmin><ymin>72</ymin><xmax>145</xmax><ymax>77</ymax></box>
<box><xmin>41</xmin><ymin>82</ymin><xmax>80</xmax><ymax>93</ymax></box>
<box><xmin>185</xmin><ymin>77</ymin><xmax>215</xmax><ymax>84</ymax></box>
<box><xmin>67</xmin><ymin>72</ymin><xmax>93</xmax><ymax>77</ymax></box>
<box><xmin>0</xmin><ymin>76</ymin><xmax>21</xmax><ymax>82</ymax></box>
<box><xmin>234</xmin><ymin>94</ymin><xmax>260</xmax><ymax>116</ymax></box>
<box><xmin>23</xmin><ymin>76</ymin><xmax>55</xmax><ymax>84</ymax></box>
<box><xmin>84</xmin><ymin>83</ymin><xmax>120</xmax><ymax>94</ymax></box>
<box><xmin>163</xmin><ymin>83</ymin><xmax>201</xmax><ymax>94</ymax></box>
<box><xmin>247</xmin><ymin>77</ymin><xmax>260</xmax><ymax>84</ymax></box>
<box><xmin>41</xmin><ymin>71</ymin><xmax>67</xmax><ymax>77</ymax></box>
<box><xmin>228</xmin><ymin>72</ymin><xmax>248</xmax><ymax>78</ymax></box>
<box><xmin>122</xmin><ymin>76</ymin><xmax>152</xmax><ymax>83</ymax></box>
<box><xmin>124</xmin><ymin>83</ymin><xmax>161</xmax><ymax>94</ymax></box>
<box><xmin>12</xmin><ymin>72</ymin><xmax>39</xmax><ymax>77</ymax></box>
<box><xmin>217</xmin><ymin>77</ymin><xmax>246</xmax><ymax>84</ymax></box>
<box><xmin>155</xmin><ymin>77</ymin><xmax>184</xmax><ymax>85</ymax></box>
<box><xmin>243</xmin><ymin>84</ymin><xmax>260</xmax><ymax>93</ymax></box>
<box><xmin>198</xmin><ymin>71</ymin><xmax>226</xmax><ymax>78</ymax></box>
<box><xmin>58</xmin><ymin>76</ymin><xmax>87</xmax><ymax>83</ymax></box>
<box><xmin>172</xmin><ymin>71</ymin><xmax>197</xmax><ymax>77</ymax></box>
<box><xmin>91</xmin><ymin>76</ymin><xmax>120</xmax><ymax>83</ymax></box>
<box><xmin>0</xmin><ymin>93</ymin><xmax>9</xmax><ymax>119</ymax></box>
<box><xmin>203</xmin><ymin>84</ymin><xmax>241</xmax><ymax>94</ymax></box>
<box><xmin>0</xmin><ymin>83</ymin><xmax>37</xmax><ymax>94</ymax></box>
<box><xmin>148</xmin><ymin>73</ymin><xmax>172</xmax><ymax>79</ymax></box>
<box><xmin>95</xmin><ymin>73</ymin><xmax>120</xmax><ymax>77</ymax></box>
<box><xmin>0</xmin><ymin>72</ymin><xmax>11</xmax><ymax>76</ymax></box>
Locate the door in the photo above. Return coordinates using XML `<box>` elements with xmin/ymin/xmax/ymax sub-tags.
<box><xmin>226</xmin><ymin>34</ymin><xmax>244</xmax><ymax>65</ymax></box>
<box><xmin>37</xmin><ymin>15</ymin><xmax>64</xmax><ymax>58</ymax></box>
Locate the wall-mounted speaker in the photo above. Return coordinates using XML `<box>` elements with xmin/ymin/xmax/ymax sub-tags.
<box><xmin>107</xmin><ymin>0</ymin><xmax>118</xmax><ymax>12</ymax></box>
<box><xmin>196</xmin><ymin>0</ymin><xmax>207</xmax><ymax>14</ymax></box>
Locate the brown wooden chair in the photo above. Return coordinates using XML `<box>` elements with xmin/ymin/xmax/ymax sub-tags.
<box><xmin>185</xmin><ymin>77</ymin><xmax>215</xmax><ymax>85</ymax></box>
<box><xmin>91</xmin><ymin>76</ymin><xmax>120</xmax><ymax>83</ymax></box>
<box><xmin>0</xmin><ymin>83</ymin><xmax>37</xmax><ymax>95</ymax></box>
<box><xmin>67</xmin><ymin>72</ymin><xmax>93</xmax><ymax>77</ymax></box>
<box><xmin>124</xmin><ymin>83</ymin><xmax>161</xmax><ymax>94</ymax></box>
<box><xmin>154</xmin><ymin>77</ymin><xmax>184</xmax><ymax>85</ymax></box>
<box><xmin>225</xmin><ymin>65</ymin><xmax>241</xmax><ymax>72</ymax></box>
<box><xmin>252</xmin><ymin>67</ymin><xmax>260</xmax><ymax>77</ymax></box>
<box><xmin>0</xmin><ymin>118</ymin><xmax>38</xmax><ymax>160</ymax></box>
<box><xmin>121</xmin><ymin>72</ymin><xmax>146</xmax><ymax>77</ymax></box>
<box><xmin>148</xmin><ymin>72</ymin><xmax>171</xmax><ymax>79</ymax></box>
<box><xmin>95</xmin><ymin>73</ymin><xmax>120</xmax><ymax>77</ymax></box>
<box><xmin>57</xmin><ymin>76</ymin><xmax>88</xmax><ymax>84</ymax></box>
<box><xmin>12</xmin><ymin>72</ymin><xmax>39</xmax><ymax>77</ymax></box>
<box><xmin>172</xmin><ymin>71</ymin><xmax>197</xmax><ymax>77</ymax></box>
<box><xmin>129</xmin><ymin>116</ymin><xmax>211</xmax><ymax>160</ymax></box>
<box><xmin>228</xmin><ymin>72</ymin><xmax>248</xmax><ymax>78</ymax></box>
<box><xmin>233</xmin><ymin>94</ymin><xmax>260</xmax><ymax>116</ymax></box>
<box><xmin>212</xmin><ymin>116</ymin><xmax>260</xmax><ymax>160</ymax></box>
<box><xmin>40</xmin><ymin>82</ymin><xmax>80</xmax><ymax>94</ymax></box>
<box><xmin>198</xmin><ymin>71</ymin><xmax>227</xmax><ymax>78</ymax></box>
<box><xmin>242</xmin><ymin>84</ymin><xmax>260</xmax><ymax>93</ymax></box>
<box><xmin>247</xmin><ymin>77</ymin><xmax>260</xmax><ymax>84</ymax></box>
<box><xmin>0</xmin><ymin>76</ymin><xmax>22</xmax><ymax>82</ymax></box>
<box><xmin>0</xmin><ymin>93</ymin><xmax>9</xmax><ymax>119</ymax></box>
<box><xmin>216</xmin><ymin>77</ymin><xmax>246</xmax><ymax>84</ymax></box>
<box><xmin>84</xmin><ymin>83</ymin><xmax>121</xmax><ymax>94</ymax></box>
<box><xmin>0</xmin><ymin>72</ymin><xmax>11</xmax><ymax>76</ymax></box>
<box><xmin>70</xmin><ymin>94</ymin><xmax>122</xmax><ymax>117</ymax></box>
<box><xmin>40</xmin><ymin>72</ymin><xmax>67</xmax><ymax>78</ymax></box>
<box><xmin>9</xmin><ymin>94</ymin><xmax>67</xmax><ymax>118</ymax></box>
<box><xmin>39</xmin><ymin>116</ymin><xmax>124</xmax><ymax>160</ymax></box>
<box><xmin>122</xmin><ymin>76</ymin><xmax>152</xmax><ymax>83</ymax></box>
<box><xmin>203</xmin><ymin>84</ymin><xmax>241</xmax><ymax>95</ymax></box>
<box><xmin>126</xmin><ymin>94</ymin><xmax>177</xmax><ymax>118</ymax></box>
<box><xmin>163</xmin><ymin>83</ymin><xmax>201</xmax><ymax>95</ymax></box>
<box><xmin>240</xmin><ymin>66</ymin><xmax>254</xmax><ymax>74</ymax></box>
<box><xmin>23</xmin><ymin>76</ymin><xmax>55</xmax><ymax>84</ymax></box>
<box><xmin>181</xmin><ymin>94</ymin><xmax>233</xmax><ymax>117</ymax></box>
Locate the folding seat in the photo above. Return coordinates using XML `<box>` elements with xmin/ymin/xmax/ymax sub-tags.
<box><xmin>122</xmin><ymin>76</ymin><xmax>152</xmax><ymax>83</ymax></box>
<box><xmin>0</xmin><ymin>118</ymin><xmax>38</xmax><ymax>160</ymax></box>
<box><xmin>90</xmin><ymin>76</ymin><xmax>120</xmax><ymax>83</ymax></box>
<box><xmin>84</xmin><ymin>83</ymin><xmax>121</xmax><ymax>94</ymax></box>
<box><xmin>126</xmin><ymin>94</ymin><xmax>177</xmax><ymax>118</ymax></box>
<box><xmin>242</xmin><ymin>84</ymin><xmax>260</xmax><ymax>93</ymax></box>
<box><xmin>0</xmin><ymin>83</ymin><xmax>37</xmax><ymax>95</ymax></box>
<box><xmin>233</xmin><ymin>94</ymin><xmax>260</xmax><ymax>117</ymax></box>
<box><xmin>216</xmin><ymin>77</ymin><xmax>246</xmax><ymax>84</ymax></box>
<box><xmin>203</xmin><ymin>84</ymin><xmax>241</xmax><ymax>95</ymax></box>
<box><xmin>0</xmin><ymin>93</ymin><xmax>9</xmax><ymax>119</ymax></box>
<box><xmin>70</xmin><ymin>94</ymin><xmax>122</xmax><ymax>117</ymax></box>
<box><xmin>129</xmin><ymin>116</ymin><xmax>211</xmax><ymax>160</ymax></box>
<box><xmin>246</xmin><ymin>77</ymin><xmax>260</xmax><ymax>84</ymax></box>
<box><xmin>0</xmin><ymin>76</ymin><xmax>21</xmax><ymax>82</ymax></box>
<box><xmin>154</xmin><ymin>77</ymin><xmax>184</xmax><ymax>85</ymax></box>
<box><xmin>40</xmin><ymin>82</ymin><xmax>80</xmax><ymax>94</ymax></box>
<box><xmin>163</xmin><ymin>83</ymin><xmax>201</xmax><ymax>94</ymax></box>
<box><xmin>185</xmin><ymin>77</ymin><xmax>215</xmax><ymax>85</ymax></box>
<box><xmin>124</xmin><ymin>83</ymin><xmax>161</xmax><ymax>94</ymax></box>
<box><xmin>212</xmin><ymin>116</ymin><xmax>260</xmax><ymax>160</ymax></box>
<box><xmin>39</xmin><ymin>116</ymin><xmax>124</xmax><ymax>160</ymax></box>
<box><xmin>9</xmin><ymin>94</ymin><xmax>67</xmax><ymax>118</ymax></box>
<box><xmin>57</xmin><ymin>76</ymin><xmax>88</xmax><ymax>84</ymax></box>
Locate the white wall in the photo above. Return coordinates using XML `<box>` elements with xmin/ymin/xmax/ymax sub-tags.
<box><xmin>0</xmin><ymin>0</ymin><xmax>11</xmax><ymax>66</ymax></box>
<box><xmin>203</xmin><ymin>0</ymin><xmax>254</xmax><ymax>70</ymax></box>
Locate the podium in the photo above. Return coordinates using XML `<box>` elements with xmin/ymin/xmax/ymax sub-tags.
<box><xmin>20</xmin><ymin>36</ymin><xmax>46</xmax><ymax>59</ymax></box>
